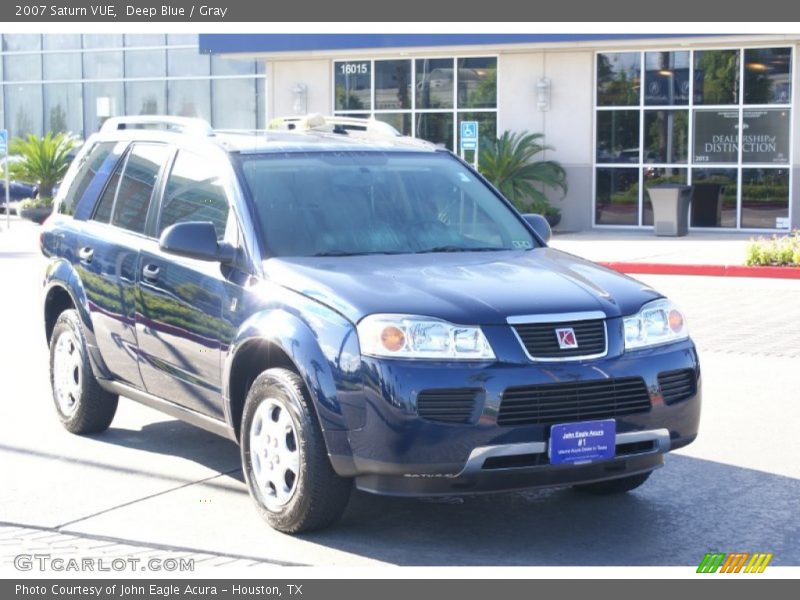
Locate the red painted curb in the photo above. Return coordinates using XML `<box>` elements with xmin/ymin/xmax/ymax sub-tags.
<box><xmin>598</xmin><ymin>261</ymin><xmax>800</xmax><ymax>280</ymax></box>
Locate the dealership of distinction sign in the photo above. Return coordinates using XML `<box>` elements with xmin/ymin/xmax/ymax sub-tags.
<box><xmin>694</xmin><ymin>109</ymin><xmax>790</xmax><ymax>164</ymax></box>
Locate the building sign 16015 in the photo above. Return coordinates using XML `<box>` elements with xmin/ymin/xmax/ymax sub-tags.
<box><xmin>693</xmin><ymin>109</ymin><xmax>790</xmax><ymax>164</ymax></box>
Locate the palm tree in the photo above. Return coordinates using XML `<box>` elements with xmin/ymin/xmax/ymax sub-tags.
<box><xmin>9</xmin><ymin>132</ymin><xmax>77</xmax><ymax>200</ymax></box>
<box><xmin>479</xmin><ymin>131</ymin><xmax>567</xmax><ymax>215</ymax></box>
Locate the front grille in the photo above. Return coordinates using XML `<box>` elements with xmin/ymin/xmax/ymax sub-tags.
<box><xmin>658</xmin><ymin>369</ymin><xmax>696</xmax><ymax>405</ymax></box>
<box><xmin>512</xmin><ymin>319</ymin><xmax>606</xmax><ymax>359</ymax></box>
<box><xmin>497</xmin><ymin>377</ymin><xmax>651</xmax><ymax>426</ymax></box>
<box><xmin>416</xmin><ymin>388</ymin><xmax>479</xmax><ymax>424</ymax></box>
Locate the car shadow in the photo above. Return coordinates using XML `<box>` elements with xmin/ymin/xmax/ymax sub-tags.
<box><xmin>89</xmin><ymin>420</ymin><xmax>800</xmax><ymax>566</ymax></box>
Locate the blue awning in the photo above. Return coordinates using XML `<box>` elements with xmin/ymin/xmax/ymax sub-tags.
<box><xmin>199</xmin><ymin>33</ymin><xmax>698</xmax><ymax>55</ymax></box>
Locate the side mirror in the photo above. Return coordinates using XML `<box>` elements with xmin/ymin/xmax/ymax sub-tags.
<box><xmin>523</xmin><ymin>213</ymin><xmax>552</xmax><ymax>244</ymax></box>
<box><xmin>159</xmin><ymin>221</ymin><xmax>235</xmax><ymax>263</ymax></box>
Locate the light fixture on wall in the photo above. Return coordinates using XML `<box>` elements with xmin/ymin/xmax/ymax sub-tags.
<box><xmin>291</xmin><ymin>83</ymin><xmax>308</xmax><ymax>115</ymax></box>
<box><xmin>536</xmin><ymin>77</ymin><xmax>552</xmax><ymax>112</ymax></box>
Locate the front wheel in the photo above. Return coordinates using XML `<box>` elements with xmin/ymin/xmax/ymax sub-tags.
<box><xmin>572</xmin><ymin>471</ymin><xmax>653</xmax><ymax>495</ymax></box>
<box><xmin>241</xmin><ymin>368</ymin><xmax>351</xmax><ymax>533</ymax></box>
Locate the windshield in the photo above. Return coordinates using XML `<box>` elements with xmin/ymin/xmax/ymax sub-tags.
<box><xmin>238</xmin><ymin>151</ymin><xmax>538</xmax><ymax>257</ymax></box>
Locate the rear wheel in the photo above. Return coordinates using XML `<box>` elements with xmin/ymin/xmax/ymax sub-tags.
<box><xmin>49</xmin><ymin>309</ymin><xmax>118</xmax><ymax>434</ymax></box>
<box><xmin>241</xmin><ymin>368</ymin><xmax>351</xmax><ymax>533</ymax></box>
<box><xmin>572</xmin><ymin>471</ymin><xmax>652</xmax><ymax>495</ymax></box>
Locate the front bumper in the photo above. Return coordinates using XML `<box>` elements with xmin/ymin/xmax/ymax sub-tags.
<box><xmin>355</xmin><ymin>428</ymin><xmax>675</xmax><ymax>496</ymax></box>
<box><xmin>329</xmin><ymin>338</ymin><xmax>701</xmax><ymax>496</ymax></box>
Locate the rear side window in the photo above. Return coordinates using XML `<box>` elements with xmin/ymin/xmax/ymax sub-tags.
<box><xmin>158</xmin><ymin>150</ymin><xmax>230</xmax><ymax>240</ymax></box>
<box><xmin>57</xmin><ymin>142</ymin><xmax>115</xmax><ymax>216</ymax></box>
<box><xmin>92</xmin><ymin>167</ymin><xmax>121</xmax><ymax>224</ymax></box>
<box><xmin>110</xmin><ymin>144</ymin><xmax>170</xmax><ymax>234</ymax></box>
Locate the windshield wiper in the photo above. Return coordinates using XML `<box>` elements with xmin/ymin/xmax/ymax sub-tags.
<box><xmin>415</xmin><ymin>245</ymin><xmax>505</xmax><ymax>254</ymax></box>
<box><xmin>311</xmin><ymin>250</ymin><xmax>404</xmax><ymax>257</ymax></box>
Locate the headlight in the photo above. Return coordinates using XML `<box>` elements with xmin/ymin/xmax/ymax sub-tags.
<box><xmin>623</xmin><ymin>298</ymin><xmax>689</xmax><ymax>350</ymax></box>
<box><xmin>357</xmin><ymin>314</ymin><xmax>496</xmax><ymax>360</ymax></box>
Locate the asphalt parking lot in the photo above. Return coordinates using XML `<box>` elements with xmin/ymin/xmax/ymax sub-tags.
<box><xmin>1</xmin><ymin>219</ymin><xmax>799</xmax><ymax>569</ymax></box>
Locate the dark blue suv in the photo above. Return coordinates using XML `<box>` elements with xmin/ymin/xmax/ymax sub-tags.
<box><xmin>41</xmin><ymin>115</ymin><xmax>701</xmax><ymax>533</ymax></box>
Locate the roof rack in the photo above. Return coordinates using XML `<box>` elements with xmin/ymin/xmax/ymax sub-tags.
<box><xmin>100</xmin><ymin>116</ymin><xmax>214</xmax><ymax>136</ymax></box>
<box><xmin>268</xmin><ymin>114</ymin><xmax>401</xmax><ymax>138</ymax></box>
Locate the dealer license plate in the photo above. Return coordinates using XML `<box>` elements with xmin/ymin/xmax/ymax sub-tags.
<box><xmin>548</xmin><ymin>419</ymin><xmax>616</xmax><ymax>465</ymax></box>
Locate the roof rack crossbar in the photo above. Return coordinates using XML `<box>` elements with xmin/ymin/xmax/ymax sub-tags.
<box><xmin>268</xmin><ymin>114</ymin><xmax>401</xmax><ymax>139</ymax></box>
<box><xmin>100</xmin><ymin>116</ymin><xmax>214</xmax><ymax>136</ymax></box>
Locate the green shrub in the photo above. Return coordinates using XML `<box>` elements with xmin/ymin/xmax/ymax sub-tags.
<box><xmin>745</xmin><ymin>231</ymin><xmax>800</xmax><ymax>267</ymax></box>
<box><xmin>479</xmin><ymin>130</ymin><xmax>567</xmax><ymax>216</ymax></box>
<box><xmin>18</xmin><ymin>196</ymin><xmax>54</xmax><ymax>210</ymax></box>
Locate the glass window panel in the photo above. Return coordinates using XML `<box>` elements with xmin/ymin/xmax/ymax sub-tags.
<box><xmin>644</xmin><ymin>110</ymin><xmax>688</xmax><ymax>164</ymax></box>
<box><xmin>125</xmin><ymin>49</ymin><xmax>166</xmax><ymax>79</ymax></box>
<box><xmin>211</xmin><ymin>56</ymin><xmax>255</xmax><ymax>76</ymax></box>
<box><xmin>596</xmin><ymin>52</ymin><xmax>640</xmax><ymax>106</ymax></box>
<box><xmin>644</xmin><ymin>51</ymin><xmax>690</xmax><ymax>106</ymax></box>
<box><xmin>5</xmin><ymin>83</ymin><xmax>43</xmax><ymax>138</ymax></box>
<box><xmin>742</xmin><ymin>108</ymin><xmax>790</xmax><ymax>164</ymax></box>
<box><xmin>43</xmin><ymin>34</ymin><xmax>81</xmax><ymax>50</ymax></box>
<box><xmin>84</xmin><ymin>81</ymin><xmax>123</xmax><ymax>134</ymax></box>
<box><xmin>2</xmin><ymin>35</ymin><xmax>41</xmax><ymax>52</ymax></box>
<box><xmin>744</xmin><ymin>48</ymin><xmax>792</xmax><ymax>104</ymax></box>
<box><xmin>334</xmin><ymin>60</ymin><xmax>371</xmax><ymax>111</ymax></box>
<box><xmin>82</xmin><ymin>34</ymin><xmax>122</xmax><ymax>49</ymax></box>
<box><xmin>457</xmin><ymin>112</ymin><xmax>497</xmax><ymax>149</ymax></box>
<box><xmin>596</xmin><ymin>110</ymin><xmax>639</xmax><ymax>163</ymax></box>
<box><xmin>125</xmin><ymin>81</ymin><xmax>166</xmax><ymax>116</ymax></box>
<box><xmin>83</xmin><ymin>51</ymin><xmax>123</xmax><ymax>79</ymax></box>
<box><xmin>595</xmin><ymin>167</ymin><xmax>639</xmax><ymax>225</ymax></box>
<box><xmin>92</xmin><ymin>167</ymin><xmax>120</xmax><ymax>223</ymax></box>
<box><xmin>212</xmin><ymin>78</ymin><xmax>257</xmax><ymax>129</ymax></box>
<box><xmin>457</xmin><ymin>57</ymin><xmax>497</xmax><ymax>109</ymax></box>
<box><xmin>167</xmin><ymin>34</ymin><xmax>199</xmax><ymax>46</ymax></box>
<box><xmin>415</xmin><ymin>58</ymin><xmax>454</xmax><ymax>109</ymax></box>
<box><xmin>59</xmin><ymin>142</ymin><xmax>116</xmax><ymax>216</ymax></box>
<box><xmin>690</xmin><ymin>168</ymin><xmax>738</xmax><ymax>228</ymax></box>
<box><xmin>741</xmin><ymin>168</ymin><xmax>789</xmax><ymax>229</ymax></box>
<box><xmin>167</xmin><ymin>48</ymin><xmax>209</xmax><ymax>77</ymax></box>
<box><xmin>168</xmin><ymin>79</ymin><xmax>211</xmax><ymax>120</ymax></box>
<box><xmin>159</xmin><ymin>151</ymin><xmax>230</xmax><ymax>239</ymax></box>
<box><xmin>4</xmin><ymin>53</ymin><xmax>41</xmax><ymax>81</ymax></box>
<box><xmin>44</xmin><ymin>83</ymin><xmax>83</xmax><ymax>136</ymax></box>
<box><xmin>374</xmin><ymin>60</ymin><xmax>411</xmax><ymax>110</ymax></box>
<box><xmin>124</xmin><ymin>34</ymin><xmax>165</xmax><ymax>47</ymax></box>
<box><xmin>692</xmin><ymin>109</ymin><xmax>739</xmax><ymax>164</ymax></box>
<box><xmin>374</xmin><ymin>113</ymin><xmax>411</xmax><ymax>136</ymax></box>
<box><xmin>642</xmin><ymin>167</ymin><xmax>688</xmax><ymax>226</ymax></box>
<box><xmin>112</xmin><ymin>144</ymin><xmax>170</xmax><ymax>234</ymax></box>
<box><xmin>43</xmin><ymin>52</ymin><xmax>82</xmax><ymax>80</ymax></box>
<box><xmin>693</xmin><ymin>50</ymin><xmax>740</xmax><ymax>105</ymax></box>
<box><xmin>415</xmin><ymin>113</ymin><xmax>454</xmax><ymax>150</ymax></box>
<box><xmin>256</xmin><ymin>78</ymin><xmax>266</xmax><ymax>129</ymax></box>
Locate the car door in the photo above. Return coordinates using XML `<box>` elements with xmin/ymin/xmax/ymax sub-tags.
<box><xmin>135</xmin><ymin>148</ymin><xmax>237</xmax><ymax>419</ymax></box>
<box><xmin>77</xmin><ymin>142</ymin><xmax>172</xmax><ymax>388</ymax></box>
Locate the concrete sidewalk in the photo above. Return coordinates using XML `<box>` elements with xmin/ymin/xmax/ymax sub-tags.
<box><xmin>549</xmin><ymin>230</ymin><xmax>755</xmax><ymax>266</ymax></box>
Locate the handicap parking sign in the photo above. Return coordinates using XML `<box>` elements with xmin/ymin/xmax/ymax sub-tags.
<box><xmin>460</xmin><ymin>121</ymin><xmax>479</xmax><ymax>154</ymax></box>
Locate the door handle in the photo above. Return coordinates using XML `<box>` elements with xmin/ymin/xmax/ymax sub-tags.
<box><xmin>78</xmin><ymin>247</ymin><xmax>94</xmax><ymax>263</ymax></box>
<box><xmin>142</xmin><ymin>264</ymin><xmax>160</xmax><ymax>282</ymax></box>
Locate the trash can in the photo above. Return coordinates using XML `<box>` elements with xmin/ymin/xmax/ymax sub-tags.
<box><xmin>647</xmin><ymin>184</ymin><xmax>691</xmax><ymax>237</ymax></box>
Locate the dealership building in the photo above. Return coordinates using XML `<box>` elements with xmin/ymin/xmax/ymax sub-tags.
<box><xmin>2</xmin><ymin>33</ymin><xmax>799</xmax><ymax>232</ymax></box>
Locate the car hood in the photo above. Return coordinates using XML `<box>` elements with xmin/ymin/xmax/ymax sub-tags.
<box><xmin>262</xmin><ymin>248</ymin><xmax>662</xmax><ymax>325</ymax></box>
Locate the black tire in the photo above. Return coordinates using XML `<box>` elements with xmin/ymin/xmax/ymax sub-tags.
<box><xmin>572</xmin><ymin>471</ymin><xmax>652</xmax><ymax>495</ymax></box>
<box><xmin>241</xmin><ymin>368</ymin><xmax>352</xmax><ymax>533</ymax></box>
<box><xmin>49</xmin><ymin>309</ymin><xmax>118</xmax><ymax>434</ymax></box>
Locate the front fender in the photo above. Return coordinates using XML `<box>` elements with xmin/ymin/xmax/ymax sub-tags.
<box><xmin>223</xmin><ymin>305</ymin><xmax>364</xmax><ymax>434</ymax></box>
